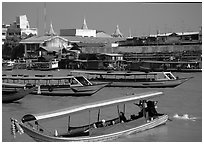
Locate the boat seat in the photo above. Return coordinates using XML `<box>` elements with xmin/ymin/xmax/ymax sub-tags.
<box><xmin>35</xmin><ymin>74</ymin><xmax>46</xmax><ymax>77</ymax></box>
<box><xmin>61</xmin><ymin>127</ymin><xmax>90</xmax><ymax>137</ymax></box>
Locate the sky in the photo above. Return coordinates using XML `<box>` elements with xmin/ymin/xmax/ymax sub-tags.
<box><xmin>2</xmin><ymin>2</ymin><xmax>202</xmax><ymax>37</ymax></box>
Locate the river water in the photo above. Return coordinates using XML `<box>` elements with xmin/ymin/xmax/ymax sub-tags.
<box><xmin>2</xmin><ymin>69</ymin><xmax>202</xmax><ymax>142</ymax></box>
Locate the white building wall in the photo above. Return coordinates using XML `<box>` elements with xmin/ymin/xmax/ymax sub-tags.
<box><xmin>76</xmin><ymin>29</ymin><xmax>96</xmax><ymax>37</ymax></box>
<box><xmin>21</xmin><ymin>28</ymin><xmax>38</xmax><ymax>36</ymax></box>
<box><xmin>16</xmin><ymin>15</ymin><xmax>30</xmax><ymax>29</ymax></box>
<box><xmin>2</xmin><ymin>27</ymin><xmax>7</xmax><ymax>44</ymax></box>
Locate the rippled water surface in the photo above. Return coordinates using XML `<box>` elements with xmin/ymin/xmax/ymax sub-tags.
<box><xmin>2</xmin><ymin>70</ymin><xmax>202</xmax><ymax>142</ymax></box>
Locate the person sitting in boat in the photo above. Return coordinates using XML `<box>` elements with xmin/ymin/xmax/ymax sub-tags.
<box><xmin>119</xmin><ymin>112</ymin><xmax>127</xmax><ymax>123</ymax></box>
<box><xmin>101</xmin><ymin>119</ymin><xmax>106</xmax><ymax>127</ymax></box>
<box><xmin>92</xmin><ymin>123</ymin><xmax>97</xmax><ymax>129</ymax></box>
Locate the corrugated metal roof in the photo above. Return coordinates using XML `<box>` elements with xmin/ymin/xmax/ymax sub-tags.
<box><xmin>96</xmin><ymin>32</ymin><xmax>112</xmax><ymax>38</ymax></box>
<box><xmin>38</xmin><ymin>46</ymin><xmax>61</xmax><ymax>52</ymax></box>
<box><xmin>20</xmin><ymin>35</ymin><xmax>125</xmax><ymax>44</ymax></box>
<box><xmin>20</xmin><ymin>35</ymin><xmax>68</xmax><ymax>44</ymax></box>
<box><xmin>62</xmin><ymin>36</ymin><xmax>125</xmax><ymax>44</ymax></box>
<box><xmin>176</xmin><ymin>32</ymin><xmax>200</xmax><ymax>36</ymax></box>
<box><xmin>20</xmin><ymin>35</ymin><xmax>53</xmax><ymax>43</ymax></box>
<box><xmin>100</xmin><ymin>53</ymin><xmax>123</xmax><ymax>56</ymax></box>
<box><xmin>150</xmin><ymin>31</ymin><xmax>199</xmax><ymax>37</ymax></box>
<box><xmin>76</xmin><ymin>42</ymin><xmax>105</xmax><ymax>47</ymax></box>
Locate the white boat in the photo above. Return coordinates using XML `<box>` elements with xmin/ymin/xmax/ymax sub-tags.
<box><xmin>70</xmin><ymin>70</ymin><xmax>192</xmax><ymax>88</ymax></box>
<box><xmin>11</xmin><ymin>91</ymin><xmax>168</xmax><ymax>141</ymax></box>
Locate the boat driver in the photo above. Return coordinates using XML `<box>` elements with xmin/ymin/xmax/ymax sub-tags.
<box><xmin>146</xmin><ymin>100</ymin><xmax>163</xmax><ymax>121</ymax></box>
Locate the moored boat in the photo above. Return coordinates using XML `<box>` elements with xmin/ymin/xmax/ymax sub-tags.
<box><xmin>139</xmin><ymin>60</ymin><xmax>202</xmax><ymax>72</ymax></box>
<box><xmin>2</xmin><ymin>75</ymin><xmax>108</xmax><ymax>96</ymax></box>
<box><xmin>70</xmin><ymin>70</ymin><xmax>192</xmax><ymax>88</ymax></box>
<box><xmin>2</xmin><ymin>83</ymin><xmax>36</xmax><ymax>103</ymax></box>
<box><xmin>10</xmin><ymin>91</ymin><xmax>168</xmax><ymax>142</ymax></box>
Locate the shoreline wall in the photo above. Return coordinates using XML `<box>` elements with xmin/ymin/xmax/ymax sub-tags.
<box><xmin>81</xmin><ymin>44</ymin><xmax>202</xmax><ymax>54</ymax></box>
<box><xmin>117</xmin><ymin>44</ymin><xmax>202</xmax><ymax>53</ymax></box>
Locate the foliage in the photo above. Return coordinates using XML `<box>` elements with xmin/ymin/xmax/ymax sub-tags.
<box><xmin>2</xmin><ymin>42</ymin><xmax>25</xmax><ymax>60</ymax></box>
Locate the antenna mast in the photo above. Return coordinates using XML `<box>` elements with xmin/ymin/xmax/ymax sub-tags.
<box><xmin>44</xmin><ymin>2</ymin><xmax>47</xmax><ymax>35</ymax></box>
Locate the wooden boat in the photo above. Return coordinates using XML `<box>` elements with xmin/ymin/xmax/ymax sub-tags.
<box><xmin>2</xmin><ymin>83</ymin><xmax>36</xmax><ymax>103</ymax></box>
<box><xmin>70</xmin><ymin>70</ymin><xmax>192</xmax><ymax>88</ymax></box>
<box><xmin>10</xmin><ymin>91</ymin><xmax>168</xmax><ymax>142</ymax></box>
<box><xmin>139</xmin><ymin>60</ymin><xmax>202</xmax><ymax>72</ymax></box>
<box><xmin>2</xmin><ymin>75</ymin><xmax>108</xmax><ymax>96</ymax></box>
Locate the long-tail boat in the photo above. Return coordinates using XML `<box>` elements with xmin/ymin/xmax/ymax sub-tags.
<box><xmin>70</xmin><ymin>70</ymin><xmax>192</xmax><ymax>88</ymax></box>
<box><xmin>2</xmin><ymin>75</ymin><xmax>108</xmax><ymax>96</ymax></box>
<box><xmin>2</xmin><ymin>83</ymin><xmax>36</xmax><ymax>103</ymax></box>
<box><xmin>11</xmin><ymin>91</ymin><xmax>168</xmax><ymax>142</ymax></box>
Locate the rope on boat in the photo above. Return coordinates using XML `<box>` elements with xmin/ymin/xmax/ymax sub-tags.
<box><xmin>10</xmin><ymin>118</ymin><xmax>24</xmax><ymax>138</ymax></box>
<box><xmin>34</xmin><ymin>121</ymin><xmax>54</xmax><ymax>136</ymax></box>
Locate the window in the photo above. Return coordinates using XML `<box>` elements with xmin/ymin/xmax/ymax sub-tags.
<box><xmin>165</xmin><ymin>73</ymin><xmax>175</xmax><ymax>80</ymax></box>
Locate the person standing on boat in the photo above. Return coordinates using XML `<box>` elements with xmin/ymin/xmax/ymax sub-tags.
<box><xmin>133</xmin><ymin>100</ymin><xmax>147</xmax><ymax>119</ymax></box>
<box><xmin>146</xmin><ymin>100</ymin><xmax>163</xmax><ymax>120</ymax></box>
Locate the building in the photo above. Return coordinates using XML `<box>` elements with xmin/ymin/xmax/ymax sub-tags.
<box><xmin>6</xmin><ymin>15</ymin><xmax>37</xmax><ymax>42</ymax></box>
<box><xmin>112</xmin><ymin>25</ymin><xmax>123</xmax><ymax>38</ymax></box>
<box><xmin>20</xmin><ymin>19</ymin><xmax>125</xmax><ymax>58</ymax></box>
<box><xmin>2</xmin><ymin>24</ymin><xmax>10</xmax><ymax>45</ymax></box>
<box><xmin>20</xmin><ymin>35</ymin><xmax>69</xmax><ymax>59</ymax></box>
<box><xmin>150</xmin><ymin>31</ymin><xmax>201</xmax><ymax>45</ymax></box>
<box><xmin>60</xmin><ymin>18</ymin><xmax>96</xmax><ymax>37</ymax></box>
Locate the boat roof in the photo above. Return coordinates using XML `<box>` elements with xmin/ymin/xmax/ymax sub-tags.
<box><xmin>2</xmin><ymin>75</ymin><xmax>84</xmax><ymax>81</ymax></box>
<box><xmin>142</xmin><ymin>60</ymin><xmax>200</xmax><ymax>64</ymax></box>
<box><xmin>2</xmin><ymin>83</ymin><xmax>26</xmax><ymax>87</ymax></box>
<box><xmin>70</xmin><ymin>70</ymin><xmax>158</xmax><ymax>76</ymax></box>
<box><xmin>21</xmin><ymin>91</ymin><xmax>163</xmax><ymax>122</ymax></box>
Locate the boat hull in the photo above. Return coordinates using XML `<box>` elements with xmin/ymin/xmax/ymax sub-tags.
<box><xmin>19</xmin><ymin>115</ymin><xmax>168</xmax><ymax>142</ymax></box>
<box><xmin>32</xmin><ymin>67</ymin><xmax>59</xmax><ymax>71</ymax></box>
<box><xmin>2</xmin><ymin>87</ymin><xmax>36</xmax><ymax>103</ymax></box>
<box><xmin>31</xmin><ymin>83</ymin><xmax>108</xmax><ymax>96</ymax></box>
<box><xmin>90</xmin><ymin>78</ymin><xmax>188</xmax><ymax>88</ymax></box>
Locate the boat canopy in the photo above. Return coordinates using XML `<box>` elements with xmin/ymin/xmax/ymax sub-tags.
<box><xmin>71</xmin><ymin>70</ymin><xmax>157</xmax><ymax>76</ymax></box>
<box><xmin>2</xmin><ymin>83</ymin><xmax>26</xmax><ymax>88</ymax></box>
<box><xmin>2</xmin><ymin>75</ymin><xmax>84</xmax><ymax>81</ymax></box>
<box><xmin>21</xmin><ymin>91</ymin><xmax>163</xmax><ymax>123</ymax></box>
<box><xmin>142</xmin><ymin>60</ymin><xmax>200</xmax><ymax>64</ymax></box>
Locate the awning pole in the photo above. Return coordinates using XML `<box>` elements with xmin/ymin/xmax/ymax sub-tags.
<box><xmin>88</xmin><ymin>110</ymin><xmax>91</xmax><ymax>129</ymax></box>
<box><xmin>67</xmin><ymin>116</ymin><xmax>70</xmax><ymax>132</ymax></box>
<box><xmin>142</xmin><ymin>100</ymin><xmax>147</xmax><ymax>121</ymax></box>
<box><xmin>123</xmin><ymin>104</ymin><xmax>126</xmax><ymax>114</ymax></box>
<box><xmin>97</xmin><ymin>109</ymin><xmax>100</xmax><ymax>122</ymax></box>
<box><xmin>117</xmin><ymin>105</ymin><xmax>120</xmax><ymax>117</ymax></box>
